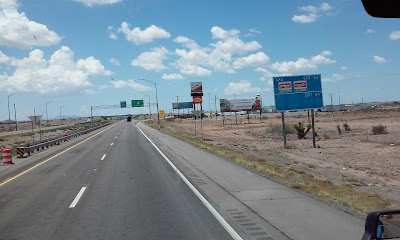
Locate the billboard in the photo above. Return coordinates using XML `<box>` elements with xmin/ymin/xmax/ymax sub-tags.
<box><xmin>190</xmin><ymin>82</ymin><xmax>203</xmax><ymax>96</ymax></box>
<box><xmin>219</xmin><ymin>96</ymin><xmax>262</xmax><ymax>112</ymax></box>
<box><xmin>273</xmin><ymin>74</ymin><xmax>323</xmax><ymax>111</ymax></box>
<box><xmin>172</xmin><ymin>102</ymin><xmax>194</xmax><ymax>109</ymax></box>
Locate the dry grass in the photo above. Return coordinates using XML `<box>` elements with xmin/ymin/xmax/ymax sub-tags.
<box><xmin>146</xmin><ymin>120</ymin><xmax>390</xmax><ymax>215</ymax></box>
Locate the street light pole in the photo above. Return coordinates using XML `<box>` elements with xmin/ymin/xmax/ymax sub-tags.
<box><xmin>8</xmin><ymin>92</ymin><xmax>17</xmax><ymax>130</ymax></box>
<box><xmin>14</xmin><ymin>103</ymin><xmax>17</xmax><ymax>131</ymax></box>
<box><xmin>46</xmin><ymin>101</ymin><xmax>53</xmax><ymax>126</ymax></box>
<box><xmin>141</xmin><ymin>93</ymin><xmax>151</xmax><ymax>119</ymax></box>
<box><xmin>60</xmin><ymin>105</ymin><xmax>64</xmax><ymax>120</ymax></box>
<box><xmin>134</xmin><ymin>79</ymin><xmax>160</xmax><ymax>124</ymax></box>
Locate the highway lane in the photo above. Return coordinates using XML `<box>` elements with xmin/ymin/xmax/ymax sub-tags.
<box><xmin>0</xmin><ymin>121</ymin><xmax>234</xmax><ymax>240</ymax></box>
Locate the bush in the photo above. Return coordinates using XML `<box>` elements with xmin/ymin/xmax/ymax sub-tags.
<box><xmin>337</xmin><ymin>125</ymin><xmax>342</xmax><ymax>135</ymax></box>
<box><xmin>372</xmin><ymin>124</ymin><xmax>388</xmax><ymax>135</ymax></box>
<box><xmin>293</xmin><ymin>122</ymin><xmax>311</xmax><ymax>139</ymax></box>
<box><xmin>266</xmin><ymin>123</ymin><xmax>295</xmax><ymax>135</ymax></box>
<box><xmin>343</xmin><ymin>123</ymin><xmax>351</xmax><ymax>131</ymax></box>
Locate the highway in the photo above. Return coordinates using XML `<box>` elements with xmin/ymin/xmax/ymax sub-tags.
<box><xmin>0</xmin><ymin>120</ymin><xmax>366</xmax><ymax>240</ymax></box>
<box><xmin>0</xmin><ymin>121</ymin><xmax>233</xmax><ymax>240</ymax></box>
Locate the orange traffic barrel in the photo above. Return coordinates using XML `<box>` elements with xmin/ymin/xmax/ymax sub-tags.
<box><xmin>2</xmin><ymin>148</ymin><xmax>14</xmax><ymax>165</ymax></box>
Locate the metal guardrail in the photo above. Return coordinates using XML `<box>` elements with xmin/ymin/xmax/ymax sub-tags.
<box><xmin>19</xmin><ymin>123</ymin><xmax>110</xmax><ymax>157</ymax></box>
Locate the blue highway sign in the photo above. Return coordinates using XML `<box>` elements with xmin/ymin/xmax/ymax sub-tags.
<box><xmin>273</xmin><ymin>74</ymin><xmax>323</xmax><ymax>111</ymax></box>
<box><xmin>172</xmin><ymin>102</ymin><xmax>194</xmax><ymax>109</ymax></box>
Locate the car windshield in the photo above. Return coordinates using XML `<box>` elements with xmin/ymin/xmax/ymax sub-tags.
<box><xmin>0</xmin><ymin>1</ymin><xmax>399</xmax><ymax>240</ymax></box>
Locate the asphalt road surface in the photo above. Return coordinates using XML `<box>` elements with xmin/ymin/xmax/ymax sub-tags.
<box><xmin>0</xmin><ymin>121</ymin><xmax>234</xmax><ymax>240</ymax></box>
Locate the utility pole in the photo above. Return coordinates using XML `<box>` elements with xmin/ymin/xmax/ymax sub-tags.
<box><xmin>337</xmin><ymin>85</ymin><xmax>341</xmax><ymax>111</ymax></box>
<box><xmin>208</xmin><ymin>93</ymin><xmax>211</xmax><ymax>113</ymax></box>
<box><xmin>330</xmin><ymin>93</ymin><xmax>333</xmax><ymax>114</ymax></box>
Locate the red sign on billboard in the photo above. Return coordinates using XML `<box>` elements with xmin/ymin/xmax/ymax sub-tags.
<box><xmin>294</xmin><ymin>81</ymin><xmax>307</xmax><ymax>89</ymax></box>
<box><xmin>279</xmin><ymin>82</ymin><xmax>292</xmax><ymax>91</ymax></box>
<box><xmin>193</xmin><ymin>96</ymin><xmax>202</xmax><ymax>104</ymax></box>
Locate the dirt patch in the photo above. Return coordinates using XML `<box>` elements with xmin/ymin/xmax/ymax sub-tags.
<box><xmin>155</xmin><ymin>109</ymin><xmax>400</xmax><ymax>210</ymax></box>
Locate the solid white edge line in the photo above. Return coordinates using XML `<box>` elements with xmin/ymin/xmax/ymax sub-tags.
<box><xmin>69</xmin><ymin>187</ymin><xmax>87</xmax><ymax>208</ymax></box>
<box><xmin>136</xmin><ymin>123</ymin><xmax>243</xmax><ymax>240</ymax></box>
<box><xmin>101</xmin><ymin>154</ymin><xmax>106</xmax><ymax>161</ymax></box>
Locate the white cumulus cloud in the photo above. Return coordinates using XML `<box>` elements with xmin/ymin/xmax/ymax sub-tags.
<box><xmin>340</xmin><ymin>66</ymin><xmax>348</xmax><ymax>71</ymax></box>
<box><xmin>233</xmin><ymin>52</ymin><xmax>270</xmax><ymax>69</ymax></box>
<box><xmin>110</xmin><ymin>79</ymin><xmax>151</xmax><ymax>91</ymax></box>
<box><xmin>110</xmin><ymin>58</ymin><xmax>120</xmax><ymax>65</ymax></box>
<box><xmin>0</xmin><ymin>0</ymin><xmax>61</xmax><ymax>49</ymax></box>
<box><xmin>270</xmin><ymin>51</ymin><xmax>335</xmax><ymax>75</ymax></box>
<box><xmin>323</xmin><ymin>73</ymin><xmax>344</xmax><ymax>83</ymax></box>
<box><xmin>389</xmin><ymin>31</ymin><xmax>400</xmax><ymax>40</ymax></box>
<box><xmin>373</xmin><ymin>55</ymin><xmax>387</xmax><ymax>64</ymax></box>
<box><xmin>0</xmin><ymin>46</ymin><xmax>111</xmax><ymax>95</ymax></box>
<box><xmin>178</xmin><ymin>64</ymin><xmax>211</xmax><ymax>76</ymax></box>
<box><xmin>293</xmin><ymin>2</ymin><xmax>332</xmax><ymax>23</ymax></box>
<box><xmin>162</xmin><ymin>73</ymin><xmax>185</xmax><ymax>80</ymax></box>
<box><xmin>172</xmin><ymin>27</ymin><xmax>265</xmax><ymax>76</ymax></box>
<box><xmin>74</xmin><ymin>0</ymin><xmax>122</xmax><ymax>7</ymax></box>
<box><xmin>366</xmin><ymin>29</ymin><xmax>376</xmax><ymax>34</ymax></box>
<box><xmin>117</xmin><ymin>22</ymin><xmax>171</xmax><ymax>45</ymax></box>
<box><xmin>224</xmin><ymin>80</ymin><xmax>261</xmax><ymax>95</ymax></box>
<box><xmin>131</xmin><ymin>47</ymin><xmax>169</xmax><ymax>71</ymax></box>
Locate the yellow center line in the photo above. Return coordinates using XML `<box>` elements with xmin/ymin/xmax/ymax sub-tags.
<box><xmin>0</xmin><ymin>124</ymin><xmax>115</xmax><ymax>188</ymax></box>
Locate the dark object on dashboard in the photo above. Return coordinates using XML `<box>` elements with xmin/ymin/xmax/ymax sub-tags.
<box><xmin>361</xmin><ymin>0</ymin><xmax>400</xmax><ymax>18</ymax></box>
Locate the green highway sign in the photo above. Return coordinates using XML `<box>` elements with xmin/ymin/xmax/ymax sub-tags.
<box><xmin>131</xmin><ymin>100</ymin><xmax>144</xmax><ymax>107</ymax></box>
<box><xmin>120</xmin><ymin>101</ymin><xmax>127</xmax><ymax>108</ymax></box>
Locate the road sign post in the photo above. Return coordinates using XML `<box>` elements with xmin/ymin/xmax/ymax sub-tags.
<box><xmin>273</xmin><ymin>74</ymin><xmax>323</xmax><ymax>148</ymax></box>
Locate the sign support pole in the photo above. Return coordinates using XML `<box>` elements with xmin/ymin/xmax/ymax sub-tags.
<box><xmin>247</xmin><ymin>111</ymin><xmax>250</xmax><ymax>124</ymax></box>
<box><xmin>32</xmin><ymin>109</ymin><xmax>35</xmax><ymax>144</ymax></box>
<box><xmin>193</xmin><ymin>103</ymin><xmax>196</xmax><ymax>136</ymax></box>
<box><xmin>311</xmin><ymin>109</ymin><xmax>316</xmax><ymax>148</ymax></box>
<box><xmin>235</xmin><ymin>111</ymin><xmax>238</xmax><ymax>125</ymax></box>
<box><xmin>260</xmin><ymin>110</ymin><xmax>262</xmax><ymax>123</ymax></box>
<box><xmin>200</xmin><ymin>103</ymin><xmax>203</xmax><ymax>140</ymax></box>
<box><xmin>91</xmin><ymin>106</ymin><xmax>93</xmax><ymax>127</ymax></box>
<box><xmin>214</xmin><ymin>95</ymin><xmax>218</xmax><ymax>125</ymax></box>
<box><xmin>281</xmin><ymin>112</ymin><xmax>287</xmax><ymax>148</ymax></box>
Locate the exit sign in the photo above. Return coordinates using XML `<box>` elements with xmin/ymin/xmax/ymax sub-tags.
<box><xmin>120</xmin><ymin>101</ymin><xmax>127</xmax><ymax>108</ymax></box>
<box><xmin>131</xmin><ymin>100</ymin><xmax>144</xmax><ymax>107</ymax></box>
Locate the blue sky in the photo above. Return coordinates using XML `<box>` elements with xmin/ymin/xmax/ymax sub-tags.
<box><xmin>0</xmin><ymin>0</ymin><xmax>399</xmax><ymax>120</ymax></box>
